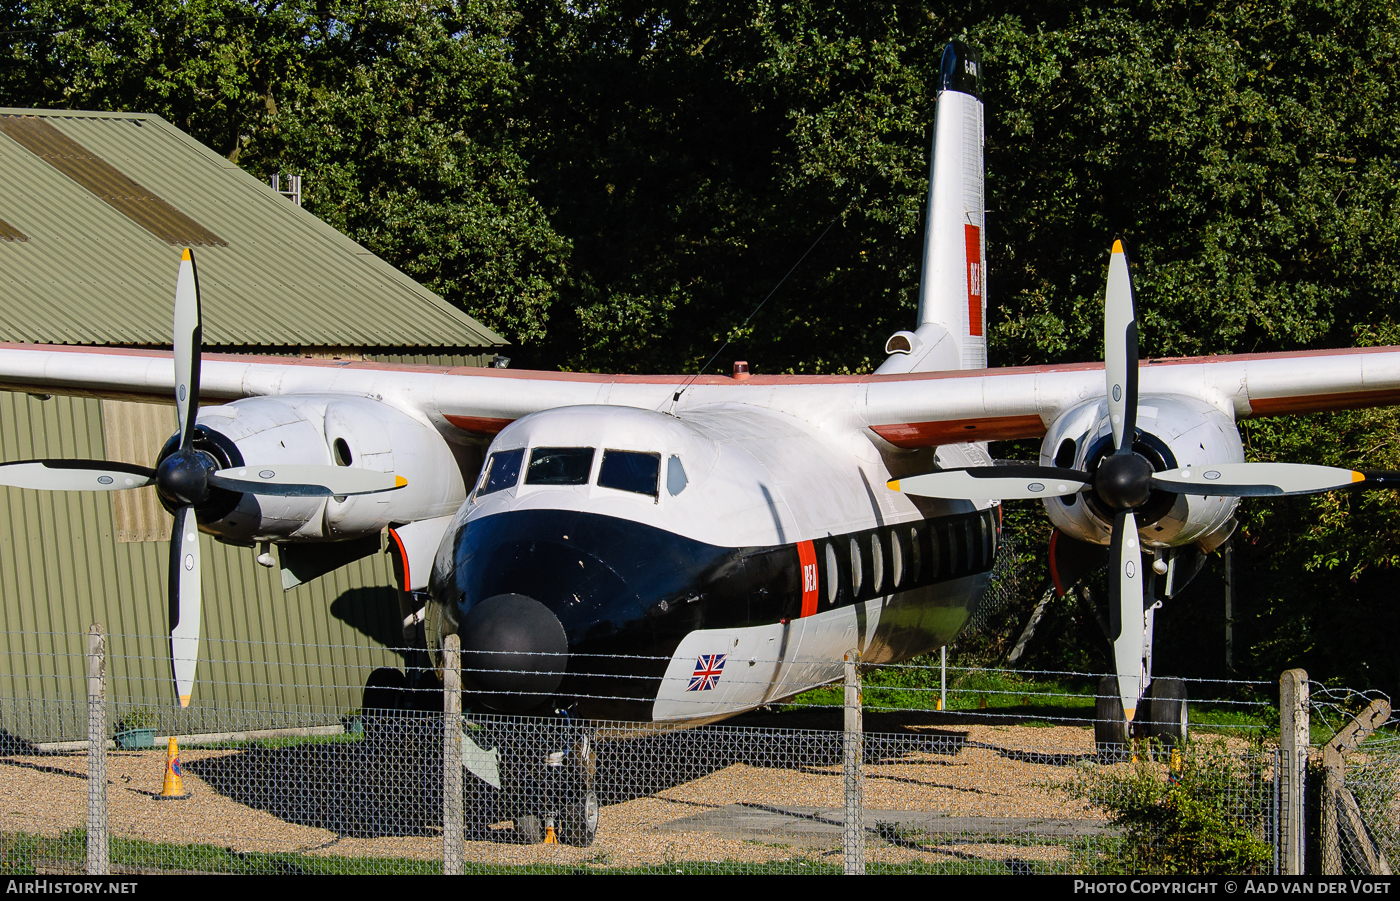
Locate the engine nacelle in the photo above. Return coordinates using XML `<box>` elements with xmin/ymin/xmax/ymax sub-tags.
<box><xmin>162</xmin><ymin>394</ymin><xmax>466</xmax><ymax>544</ymax></box>
<box><xmin>1039</xmin><ymin>393</ymin><xmax>1243</xmax><ymax>550</ymax></box>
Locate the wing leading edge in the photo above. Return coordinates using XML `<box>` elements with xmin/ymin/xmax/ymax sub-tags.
<box><xmin>2</xmin><ymin>342</ymin><xmax>1400</xmax><ymax>445</ymax></box>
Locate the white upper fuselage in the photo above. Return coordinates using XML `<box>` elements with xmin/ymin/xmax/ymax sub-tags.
<box><xmin>464</xmin><ymin>403</ymin><xmax>968</xmax><ymax>549</ymax></box>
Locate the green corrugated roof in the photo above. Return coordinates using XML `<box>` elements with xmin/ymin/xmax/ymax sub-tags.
<box><xmin>0</xmin><ymin>108</ymin><xmax>505</xmax><ymax>349</ymax></box>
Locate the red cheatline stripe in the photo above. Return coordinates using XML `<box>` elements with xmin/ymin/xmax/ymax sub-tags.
<box><xmin>798</xmin><ymin>540</ymin><xmax>819</xmax><ymax>617</ymax></box>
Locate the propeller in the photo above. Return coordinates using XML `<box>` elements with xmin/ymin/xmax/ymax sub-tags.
<box><xmin>888</xmin><ymin>239</ymin><xmax>1399</xmax><ymax>725</ymax></box>
<box><xmin>0</xmin><ymin>248</ymin><xmax>407</xmax><ymax>707</ymax></box>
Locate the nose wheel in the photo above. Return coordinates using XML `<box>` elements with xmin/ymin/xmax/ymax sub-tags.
<box><xmin>490</xmin><ymin>722</ymin><xmax>600</xmax><ymax>846</ymax></box>
<box><xmin>554</xmin><ymin>729</ymin><xmax>600</xmax><ymax>847</ymax></box>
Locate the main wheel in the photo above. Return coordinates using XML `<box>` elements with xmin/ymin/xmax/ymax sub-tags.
<box><xmin>1095</xmin><ymin>675</ymin><xmax>1130</xmax><ymax>758</ymax></box>
<box><xmin>1146</xmin><ymin>677</ymin><xmax>1188</xmax><ymax>750</ymax></box>
<box><xmin>362</xmin><ymin>666</ymin><xmax>408</xmax><ymax>712</ymax></box>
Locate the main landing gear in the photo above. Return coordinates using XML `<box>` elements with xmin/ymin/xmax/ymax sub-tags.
<box><xmin>1095</xmin><ymin>674</ymin><xmax>1189</xmax><ymax>756</ymax></box>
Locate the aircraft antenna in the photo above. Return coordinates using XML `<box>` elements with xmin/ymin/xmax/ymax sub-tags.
<box><xmin>667</xmin><ymin>206</ymin><xmax>847</xmax><ymax>409</ymax></box>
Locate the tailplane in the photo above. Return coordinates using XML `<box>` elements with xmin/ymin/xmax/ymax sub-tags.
<box><xmin>877</xmin><ymin>41</ymin><xmax>986</xmax><ymax>374</ymax></box>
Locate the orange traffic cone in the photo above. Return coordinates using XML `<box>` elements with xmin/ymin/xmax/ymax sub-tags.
<box><xmin>156</xmin><ymin>736</ymin><xmax>190</xmax><ymax>800</ymax></box>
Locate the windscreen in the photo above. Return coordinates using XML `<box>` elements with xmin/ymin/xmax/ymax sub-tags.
<box><xmin>598</xmin><ymin>450</ymin><xmax>661</xmax><ymax>497</ymax></box>
<box><xmin>478</xmin><ymin>448</ymin><xmax>524</xmax><ymax>496</ymax></box>
<box><xmin>525</xmin><ymin>447</ymin><xmax>595</xmax><ymax>485</ymax></box>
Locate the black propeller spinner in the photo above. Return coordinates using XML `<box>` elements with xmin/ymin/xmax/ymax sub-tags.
<box><xmin>1093</xmin><ymin>452</ymin><xmax>1154</xmax><ymax>512</ymax></box>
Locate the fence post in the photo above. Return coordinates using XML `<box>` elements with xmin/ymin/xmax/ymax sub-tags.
<box><xmin>86</xmin><ymin>624</ymin><xmax>108</xmax><ymax>876</ymax></box>
<box><xmin>1279</xmin><ymin>668</ymin><xmax>1308</xmax><ymax>875</ymax></box>
<box><xmin>443</xmin><ymin>634</ymin><xmax>463</xmax><ymax>876</ymax></box>
<box><xmin>843</xmin><ymin>649</ymin><xmax>864</xmax><ymax>875</ymax></box>
<box><xmin>939</xmin><ymin>645</ymin><xmax>947</xmax><ymax>711</ymax></box>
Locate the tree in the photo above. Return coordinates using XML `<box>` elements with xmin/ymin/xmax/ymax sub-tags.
<box><xmin>0</xmin><ymin>0</ymin><xmax>570</xmax><ymax>345</ymax></box>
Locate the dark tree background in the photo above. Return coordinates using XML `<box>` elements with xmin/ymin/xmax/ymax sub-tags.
<box><xmin>4</xmin><ymin>0</ymin><xmax>1400</xmax><ymax>691</ymax></box>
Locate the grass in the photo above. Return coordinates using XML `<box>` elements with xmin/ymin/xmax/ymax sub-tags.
<box><xmin>0</xmin><ymin>830</ymin><xmax>439</xmax><ymax>875</ymax></box>
<box><xmin>782</xmin><ymin>660</ymin><xmax>1279</xmax><ymax>735</ymax></box>
<box><xmin>0</xmin><ymin>830</ymin><xmax>1043</xmax><ymax>875</ymax></box>
<box><xmin>184</xmin><ymin>730</ymin><xmax>367</xmax><ymax>752</ymax></box>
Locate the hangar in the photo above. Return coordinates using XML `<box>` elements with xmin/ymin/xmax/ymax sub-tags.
<box><xmin>0</xmin><ymin>108</ymin><xmax>503</xmax><ymax>737</ymax></box>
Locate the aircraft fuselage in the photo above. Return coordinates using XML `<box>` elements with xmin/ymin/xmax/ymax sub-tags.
<box><xmin>428</xmin><ymin>404</ymin><xmax>999</xmax><ymax>722</ymax></box>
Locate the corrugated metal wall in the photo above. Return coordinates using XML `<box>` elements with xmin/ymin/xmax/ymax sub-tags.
<box><xmin>0</xmin><ymin>388</ymin><xmax>443</xmax><ymax>740</ymax></box>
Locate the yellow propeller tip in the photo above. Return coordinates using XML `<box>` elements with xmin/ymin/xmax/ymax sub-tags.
<box><xmin>395</xmin><ymin>476</ymin><xmax>408</xmax><ymax>488</ymax></box>
<box><xmin>1112</xmin><ymin>239</ymin><xmax>1124</xmax><ymax>254</ymax></box>
<box><xmin>1123</xmin><ymin>705</ymin><xmax>1136</xmax><ymax>722</ymax></box>
<box><xmin>178</xmin><ymin>695</ymin><xmax>191</xmax><ymax>708</ymax></box>
<box><xmin>181</xmin><ymin>248</ymin><xmax>191</xmax><ymax>261</ymax></box>
<box><xmin>1353</xmin><ymin>471</ymin><xmax>1366</xmax><ymax>483</ymax></box>
<box><xmin>886</xmin><ymin>479</ymin><xmax>901</xmax><ymax>492</ymax></box>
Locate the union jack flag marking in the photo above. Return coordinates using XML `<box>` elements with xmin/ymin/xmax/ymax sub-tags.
<box><xmin>687</xmin><ymin>654</ymin><xmax>727</xmax><ymax>692</ymax></box>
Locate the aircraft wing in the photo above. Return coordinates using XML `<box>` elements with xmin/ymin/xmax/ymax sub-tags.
<box><xmin>2</xmin><ymin>342</ymin><xmax>1400</xmax><ymax>445</ymax></box>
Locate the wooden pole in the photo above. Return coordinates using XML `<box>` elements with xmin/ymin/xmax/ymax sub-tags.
<box><xmin>443</xmin><ymin>634</ymin><xmax>463</xmax><ymax>875</ymax></box>
<box><xmin>843</xmin><ymin>650</ymin><xmax>864</xmax><ymax>875</ymax></box>
<box><xmin>86</xmin><ymin>624</ymin><xmax>108</xmax><ymax>876</ymax></box>
<box><xmin>1278</xmin><ymin>669</ymin><xmax>1308</xmax><ymax>875</ymax></box>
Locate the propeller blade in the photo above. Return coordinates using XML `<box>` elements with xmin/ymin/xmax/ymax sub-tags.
<box><xmin>173</xmin><ymin>248</ymin><xmax>202</xmax><ymax>448</ymax></box>
<box><xmin>168</xmin><ymin>506</ymin><xmax>202</xmax><ymax>709</ymax></box>
<box><xmin>889</xmin><ymin>466</ymin><xmax>1090</xmax><ymax>500</ymax></box>
<box><xmin>1151</xmin><ymin>462</ymin><xmax>1365</xmax><ymax>497</ymax></box>
<box><xmin>1109</xmin><ymin>510</ymin><xmax>1145</xmax><ymax>722</ymax></box>
<box><xmin>0</xmin><ymin>460</ymin><xmax>155</xmax><ymax>491</ymax></box>
<box><xmin>1104</xmin><ymin>240</ymin><xmax>1138</xmax><ymax>453</ymax></box>
<box><xmin>208</xmin><ymin>465</ymin><xmax>407</xmax><ymax>497</ymax></box>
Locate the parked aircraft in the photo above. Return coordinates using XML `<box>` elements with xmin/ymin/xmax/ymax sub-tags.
<box><xmin>1</xmin><ymin>42</ymin><xmax>1397</xmax><ymax>842</ymax></box>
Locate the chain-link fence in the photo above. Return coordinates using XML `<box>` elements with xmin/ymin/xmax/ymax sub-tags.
<box><xmin>0</xmin><ymin>627</ymin><xmax>1285</xmax><ymax>875</ymax></box>
<box><xmin>1309</xmin><ymin>684</ymin><xmax>1398</xmax><ymax>875</ymax></box>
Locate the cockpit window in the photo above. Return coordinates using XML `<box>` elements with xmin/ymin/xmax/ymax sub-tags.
<box><xmin>598</xmin><ymin>450</ymin><xmax>660</xmax><ymax>497</ymax></box>
<box><xmin>667</xmin><ymin>455</ymin><xmax>687</xmax><ymax>496</ymax></box>
<box><xmin>526</xmin><ymin>447</ymin><xmax>595</xmax><ymax>485</ymax></box>
<box><xmin>477</xmin><ymin>447</ymin><xmax>524</xmax><ymax>497</ymax></box>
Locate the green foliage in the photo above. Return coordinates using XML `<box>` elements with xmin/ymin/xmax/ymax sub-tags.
<box><xmin>0</xmin><ymin>0</ymin><xmax>570</xmax><ymax>345</ymax></box>
<box><xmin>1062</xmin><ymin>740</ymin><xmax>1274</xmax><ymax>875</ymax></box>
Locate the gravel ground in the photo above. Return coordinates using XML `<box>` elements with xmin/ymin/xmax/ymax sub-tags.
<box><xmin>0</xmin><ymin>722</ymin><xmax>1120</xmax><ymax>872</ymax></box>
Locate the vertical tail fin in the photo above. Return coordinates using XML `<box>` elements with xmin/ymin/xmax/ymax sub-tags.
<box><xmin>877</xmin><ymin>42</ymin><xmax>986</xmax><ymax>374</ymax></box>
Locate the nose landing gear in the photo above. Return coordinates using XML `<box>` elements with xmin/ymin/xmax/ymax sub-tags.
<box><xmin>482</xmin><ymin>721</ymin><xmax>600</xmax><ymax>847</ymax></box>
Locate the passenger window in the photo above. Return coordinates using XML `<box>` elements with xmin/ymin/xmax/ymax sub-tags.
<box><xmin>477</xmin><ymin>448</ymin><xmax>524</xmax><ymax>497</ymax></box>
<box><xmin>870</xmin><ymin>534</ymin><xmax>884</xmax><ymax>593</ymax></box>
<box><xmin>667</xmin><ymin>455</ymin><xmax>688</xmax><ymax>496</ymax></box>
<box><xmin>908</xmin><ymin>526</ymin><xmax>921</xmax><ymax>583</ymax></box>
<box><xmin>891</xmin><ymin>530</ymin><xmax>904</xmax><ymax>589</ymax></box>
<box><xmin>525</xmin><ymin>447</ymin><xmax>595</xmax><ymax>485</ymax></box>
<box><xmin>849</xmin><ymin>537</ymin><xmax>863</xmax><ymax>595</ymax></box>
<box><xmin>599</xmin><ymin>450</ymin><xmax>661</xmax><ymax>497</ymax></box>
<box><xmin>825</xmin><ymin>542</ymin><xmax>839</xmax><ymax>605</ymax></box>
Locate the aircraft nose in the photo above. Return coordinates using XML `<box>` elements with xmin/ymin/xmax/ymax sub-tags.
<box><xmin>458</xmin><ymin>593</ymin><xmax>568</xmax><ymax>713</ymax></box>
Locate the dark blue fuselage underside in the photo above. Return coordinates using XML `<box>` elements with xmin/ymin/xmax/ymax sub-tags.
<box><xmin>436</xmin><ymin>506</ymin><xmax>999</xmax><ymax>719</ymax></box>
